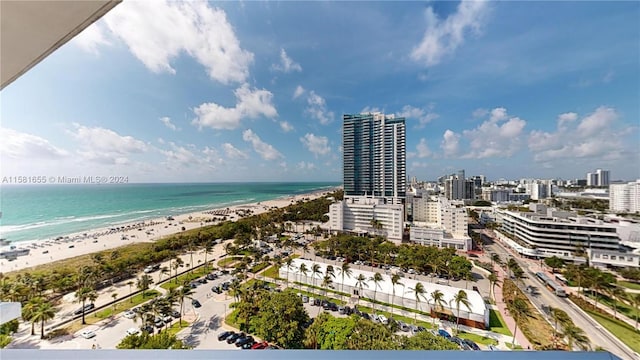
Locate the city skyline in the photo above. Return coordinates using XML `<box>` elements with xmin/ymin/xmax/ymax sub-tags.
<box><xmin>1</xmin><ymin>1</ymin><xmax>638</xmax><ymax>183</ymax></box>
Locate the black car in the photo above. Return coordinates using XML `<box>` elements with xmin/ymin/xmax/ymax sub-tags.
<box><xmin>226</xmin><ymin>332</ymin><xmax>244</xmax><ymax>344</ymax></box>
<box><xmin>197</xmin><ymin>278</ymin><xmax>208</xmax><ymax>284</ymax></box>
<box><xmin>206</xmin><ymin>273</ymin><xmax>217</xmax><ymax>280</ymax></box>
<box><xmin>171</xmin><ymin>310</ymin><xmax>181</xmax><ymax>318</ymax></box>
<box><xmin>73</xmin><ymin>303</ymin><xmax>95</xmax><ymax>315</ymax></box>
<box><xmin>463</xmin><ymin>339</ymin><xmax>480</xmax><ymax>350</ymax></box>
<box><xmin>344</xmin><ymin>306</ymin><xmax>353</xmax><ymax>315</ymax></box>
<box><xmin>236</xmin><ymin>336</ymin><xmax>254</xmax><ymax>347</ymax></box>
<box><xmin>360</xmin><ymin>312</ymin><xmax>370</xmax><ymax>320</ymax></box>
<box><xmin>191</xmin><ymin>299</ymin><xmax>201</xmax><ymax>308</ymax></box>
<box><xmin>241</xmin><ymin>341</ymin><xmax>256</xmax><ymax>349</ymax></box>
<box><xmin>141</xmin><ymin>325</ymin><xmax>155</xmax><ymax>334</ymax></box>
<box><xmin>449</xmin><ymin>336</ymin><xmax>465</xmax><ymax>349</ymax></box>
<box><xmin>212</xmin><ymin>286</ymin><xmax>222</xmax><ymax>294</ymax></box>
<box><xmin>218</xmin><ymin>331</ymin><xmax>234</xmax><ymax>341</ymax></box>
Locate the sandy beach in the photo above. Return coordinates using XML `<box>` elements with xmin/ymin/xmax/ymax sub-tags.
<box><xmin>2</xmin><ymin>189</ymin><xmax>332</xmax><ymax>273</ymax></box>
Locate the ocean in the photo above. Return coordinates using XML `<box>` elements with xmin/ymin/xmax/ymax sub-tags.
<box><xmin>0</xmin><ymin>182</ymin><xmax>339</xmax><ymax>244</ymax></box>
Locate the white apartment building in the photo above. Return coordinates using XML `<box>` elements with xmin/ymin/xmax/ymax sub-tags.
<box><xmin>329</xmin><ymin>196</ymin><xmax>404</xmax><ymax>242</ymax></box>
<box><xmin>609</xmin><ymin>180</ymin><xmax>640</xmax><ymax>213</ymax></box>
<box><xmin>495</xmin><ymin>204</ymin><xmax>637</xmax><ymax>266</ymax></box>
<box><xmin>409</xmin><ymin>196</ymin><xmax>471</xmax><ymax>251</ymax></box>
<box><xmin>587</xmin><ymin>169</ymin><xmax>610</xmax><ymax>187</ymax></box>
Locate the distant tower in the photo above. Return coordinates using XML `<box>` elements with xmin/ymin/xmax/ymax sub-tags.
<box><xmin>343</xmin><ymin>112</ymin><xmax>406</xmax><ymax>199</ymax></box>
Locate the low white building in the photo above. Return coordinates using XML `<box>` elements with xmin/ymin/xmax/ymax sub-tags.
<box><xmin>280</xmin><ymin>258</ymin><xmax>489</xmax><ymax>329</ymax></box>
<box><xmin>329</xmin><ymin>196</ymin><xmax>404</xmax><ymax>242</ymax></box>
<box><xmin>409</xmin><ymin>196</ymin><xmax>471</xmax><ymax>251</ymax></box>
<box><xmin>610</xmin><ymin>180</ymin><xmax>640</xmax><ymax>213</ymax></box>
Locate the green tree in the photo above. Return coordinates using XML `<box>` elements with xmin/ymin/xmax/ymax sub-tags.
<box><xmin>488</xmin><ymin>272</ymin><xmax>500</xmax><ymax>302</ymax></box>
<box><xmin>544</xmin><ymin>256</ymin><xmax>565</xmax><ymax>273</ymax></box>
<box><xmin>32</xmin><ymin>301</ymin><xmax>56</xmax><ymax>339</ymax></box>
<box><xmin>450</xmin><ymin>290</ymin><xmax>472</xmax><ymax>333</ymax></box>
<box><xmin>401</xmin><ymin>330</ymin><xmax>460</xmax><ymax>350</ymax></box>
<box><xmin>339</xmin><ymin>262</ymin><xmax>353</xmax><ymax>299</ymax></box>
<box><xmin>390</xmin><ymin>273</ymin><xmax>403</xmax><ymax>317</ymax></box>
<box><xmin>75</xmin><ymin>286</ymin><xmax>96</xmax><ymax>325</ymax></box>
<box><xmin>298</xmin><ymin>263</ymin><xmax>309</xmax><ymax>291</ymax></box>
<box><xmin>172</xmin><ymin>257</ymin><xmax>184</xmax><ymax>283</ymax></box>
<box><xmin>408</xmin><ymin>282</ymin><xmax>427</xmax><ymax>324</ymax></box>
<box><xmin>490</xmin><ymin>253</ymin><xmax>502</xmax><ymax>268</ymax></box>
<box><xmin>126</xmin><ymin>280</ymin><xmax>134</xmax><ymax>303</ymax></box>
<box><xmin>137</xmin><ymin>274</ymin><xmax>154</xmax><ymax>298</ymax></box>
<box><xmin>550</xmin><ymin>307</ymin><xmax>571</xmax><ymax>349</ymax></box>
<box><xmin>250</xmin><ymin>291</ymin><xmax>310</xmax><ymax>349</ymax></box>
<box><xmin>429</xmin><ymin>290</ymin><xmax>446</xmax><ymax>327</ymax></box>
<box><xmin>370</xmin><ymin>272</ymin><xmax>384</xmax><ymax>312</ymax></box>
<box><xmin>177</xmin><ymin>284</ymin><xmax>194</xmax><ymax>327</ymax></box>
<box><xmin>284</xmin><ymin>257</ymin><xmax>295</xmax><ymax>288</ymax></box>
<box><xmin>629</xmin><ymin>293</ymin><xmax>640</xmax><ymax>330</ymax></box>
<box><xmin>562</xmin><ymin>323</ymin><xmax>590</xmax><ymax>350</ymax></box>
<box><xmin>355</xmin><ymin>274</ymin><xmax>369</xmax><ymax>305</ymax></box>
<box><xmin>508</xmin><ymin>298</ymin><xmax>529</xmax><ymax>346</ymax></box>
<box><xmin>117</xmin><ymin>331</ymin><xmax>187</xmax><ymax>349</ymax></box>
<box><xmin>304</xmin><ymin>312</ymin><xmax>355</xmax><ymax>349</ymax></box>
<box><xmin>311</xmin><ymin>264</ymin><xmax>322</xmax><ymax>288</ymax></box>
<box><xmin>22</xmin><ymin>297</ymin><xmax>44</xmax><ymax>336</ymax></box>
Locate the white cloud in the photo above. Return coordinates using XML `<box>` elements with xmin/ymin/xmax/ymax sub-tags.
<box><xmin>192</xmin><ymin>84</ymin><xmax>277</xmax><ymax>130</ymax></box>
<box><xmin>472</xmin><ymin>108</ymin><xmax>488</xmax><ymax>118</ymax></box>
<box><xmin>222</xmin><ymin>143</ymin><xmax>249</xmax><ymax>160</ymax></box>
<box><xmin>441</xmin><ymin>129</ymin><xmax>460</xmax><ymax>157</ymax></box>
<box><xmin>416</xmin><ymin>138</ymin><xmax>432</xmax><ymax>158</ymax></box>
<box><xmin>361</xmin><ymin>106</ymin><xmax>383</xmax><ymax>114</ymax></box>
<box><xmin>242</xmin><ymin>129</ymin><xmax>283</xmax><ymax>161</ymax></box>
<box><xmin>279</xmin><ymin>121</ymin><xmax>294</xmax><ymax>132</ymax></box>
<box><xmin>160</xmin><ymin>142</ymin><xmax>200</xmax><ymax>169</ymax></box>
<box><xmin>0</xmin><ymin>128</ymin><xmax>69</xmax><ymax>159</ymax></box>
<box><xmin>272</xmin><ymin>48</ymin><xmax>302</xmax><ymax>73</ymax></box>
<box><xmin>297</xmin><ymin>161</ymin><xmax>316</xmax><ymax>170</ymax></box>
<box><xmin>461</xmin><ymin>107</ymin><xmax>526</xmax><ymax>158</ymax></box>
<box><xmin>306</xmin><ymin>91</ymin><xmax>334</xmax><ymax>125</ymax></box>
<box><xmin>411</xmin><ymin>0</ymin><xmax>489</xmax><ymax>67</ymax></box>
<box><xmin>73</xmin><ymin>23</ymin><xmax>111</xmax><ymax>55</ymax></box>
<box><xmin>528</xmin><ymin>106</ymin><xmax>629</xmax><ymax>163</ymax></box>
<box><xmin>92</xmin><ymin>1</ymin><xmax>253</xmax><ymax>84</ymax></box>
<box><xmin>160</xmin><ymin>116</ymin><xmax>179</xmax><ymax>131</ymax></box>
<box><xmin>69</xmin><ymin>124</ymin><xmax>148</xmax><ymax>164</ymax></box>
<box><xmin>300</xmin><ymin>133</ymin><xmax>330</xmax><ymax>157</ymax></box>
<box><xmin>293</xmin><ymin>85</ymin><xmax>306</xmax><ymax>99</ymax></box>
<box><xmin>397</xmin><ymin>104</ymin><xmax>439</xmax><ymax>128</ymax></box>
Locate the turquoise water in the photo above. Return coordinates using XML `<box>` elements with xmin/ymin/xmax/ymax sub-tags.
<box><xmin>0</xmin><ymin>182</ymin><xmax>338</xmax><ymax>243</ymax></box>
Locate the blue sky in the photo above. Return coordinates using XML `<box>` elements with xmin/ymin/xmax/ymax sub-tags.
<box><xmin>1</xmin><ymin>1</ymin><xmax>638</xmax><ymax>183</ymax></box>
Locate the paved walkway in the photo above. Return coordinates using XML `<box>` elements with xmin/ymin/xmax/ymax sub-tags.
<box><xmin>491</xmin><ymin>263</ymin><xmax>533</xmax><ymax>349</ymax></box>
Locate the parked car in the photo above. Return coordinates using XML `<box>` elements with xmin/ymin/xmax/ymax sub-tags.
<box><xmin>218</xmin><ymin>331</ymin><xmax>234</xmax><ymax>341</ymax></box>
<box><xmin>398</xmin><ymin>321</ymin><xmax>410</xmax><ymax>332</ymax></box>
<box><xmin>206</xmin><ymin>273</ymin><xmax>217</xmax><ymax>280</ymax></box>
<box><xmin>378</xmin><ymin>314</ymin><xmax>389</xmax><ymax>324</ymax></box>
<box><xmin>212</xmin><ymin>286</ymin><xmax>222</xmax><ymax>294</ymax></box>
<box><xmin>141</xmin><ymin>325</ymin><xmax>155</xmax><ymax>334</ymax></box>
<box><xmin>74</xmin><ymin>303</ymin><xmax>95</xmax><ymax>315</ymax></box>
<box><xmin>463</xmin><ymin>339</ymin><xmax>480</xmax><ymax>350</ymax></box>
<box><xmin>123</xmin><ymin>310</ymin><xmax>136</xmax><ymax>319</ymax></box>
<box><xmin>126</xmin><ymin>327</ymin><xmax>141</xmax><ymax>336</ymax></box>
<box><xmin>371</xmin><ymin>313</ymin><xmax>380</xmax><ymax>322</ymax></box>
<box><xmin>191</xmin><ymin>299</ymin><xmax>201</xmax><ymax>308</ymax></box>
<box><xmin>236</xmin><ymin>336</ymin><xmax>254</xmax><ymax>347</ymax></box>
<box><xmin>161</xmin><ymin>314</ymin><xmax>172</xmax><ymax>323</ymax></box>
<box><xmin>344</xmin><ymin>306</ymin><xmax>353</xmax><ymax>315</ymax></box>
<box><xmin>337</xmin><ymin>306</ymin><xmax>345</xmax><ymax>314</ymax></box>
<box><xmin>301</xmin><ymin>295</ymin><xmax>309</xmax><ymax>303</ymax></box>
<box><xmin>226</xmin><ymin>332</ymin><xmax>244</xmax><ymax>344</ymax></box>
<box><xmin>79</xmin><ymin>330</ymin><xmax>96</xmax><ymax>339</ymax></box>
<box><xmin>488</xmin><ymin>345</ymin><xmax>498</xmax><ymax>351</ymax></box>
<box><xmin>197</xmin><ymin>278</ymin><xmax>208</xmax><ymax>284</ymax></box>
<box><xmin>154</xmin><ymin>318</ymin><xmax>165</xmax><ymax>328</ymax></box>
<box><xmin>171</xmin><ymin>310</ymin><xmax>180</xmax><ymax>318</ymax></box>
<box><xmin>242</xmin><ymin>341</ymin><xmax>256</xmax><ymax>349</ymax></box>
<box><xmin>450</xmin><ymin>336</ymin><xmax>465</xmax><ymax>348</ymax></box>
<box><xmin>251</xmin><ymin>341</ymin><xmax>269</xmax><ymax>349</ymax></box>
<box><xmin>438</xmin><ymin>329</ymin><xmax>451</xmax><ymax>339</ymax></box>
<box><xmin>360</xmin><ymin>312</ymin><xmax>371</xmax><ymax>320</ymax></box>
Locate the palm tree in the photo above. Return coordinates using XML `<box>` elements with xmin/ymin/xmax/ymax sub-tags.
<box><xmin>203</xmin><ymin>242</ymin><xmax>213</xmax><ymax>271</ymax></box>
<box><xmin>311</xmin><ymin>264</ymin><xmax>322</xmax><ymax>288</ymax></box>
<box><xmin>177</xmin><ymin>283</ymin><xmax>194</xmax><ymax>327</ymax></box>
<box><xmin>355</xmin><ymin>274</ymin><xmax>369</xmax><ymax>305</ymax></box>
<box><xmin>390</xmin><ymin>273</ymin><xmax>403</xmax><ymax>317</ymax></box>
<box><xmin>126</xmin><ymin>280</ymin><xmax>134</xmax><ymax>303</ymax></box>
<box><xmin>488</xmin><ymin>272</ymin><xmax>500</xmax><ymax>302</ymax></box>
<box><xmin>284</xmin><ymin>258</ymin><xmax>295</xmax><ymax>288</ymax></box>
<box><xmin>321</xmin><ymin>274</ymin><xmax>333</xmax><ymax>305</ymax></box>
<box><xmin>408</xmin><ymin>282</ymin><xmax>427</xmax><ymax>324</ymax></box>
<box><xmin>550</xmin><ymin>307</ymin><xmax>571</xmax><ymax>349</ymax></box>
<box><xmin>32</xmin><ymin>301</ymin><xmax>56</xmax><ymax>339</ymax></box>
<box><xmin>370</xmin><ymin>219</ymin><xmax>383</xmax><ymax>236</ymax></box>
<box><xmin>562</xmin><ymin>323</ymin><xmax>590</xmax><ymax>350</ymax></box>
<box><xmin>340</xmin><ymin>262</ymin><xmax>353</xmax><ymax>298</ymax></box>
<box><xmin>111</xmin><ymin>292</ymin><xmax>118</xmax><ymax>313</ymax></box>
<box><xmin>137</xmin><ymin>274</ymin><xmax>154</xmax><ymax>298</ymax></box>
<box><xmin>607</xmin><ymin>286</ymin><xmax>627</xmax><ymax>319</ymax></box>
<box><xmin>507</xmin><ymin>258</ymin><xmax>518</xmax><ymax>278</ymax></box>
<box><xmin>490</xmin><ymin>253</ymin><xmax>502</xmax><ymax>268</ymax></box>
<box><xmin>173</xmin><ymin>257</ymin><xmax>184</xmax><ymax>283</ymax></box>
<box><xmin>299</xmin><ymin>263</ymin><xmax>309</xmax><ymax>291</ymax></box>
<box><xmin>429</xmin><ymin>290</ymin><xmax>446</xmax><ymax>327</ymax></box>
<box><xmin>23</xmin><ymin>297</ymin><xmax>44</xmax><ymax>335</ymax></box>
<box><xmin>508</xmin><ymin>298</ymin><xmax>529</xmax><ymax>346</ymax></box>
<box><xmin>450</xmin><ymin>290</ymin><xmax>472</xmax><ymax>333</ymax></box>
<box><xmin>75</xmin><ymin>286</ymin><xmax>96</xmax><ymax>325</ymax></box>
<box><xmin>370</xmin><ymin>272</ymin><xmax>384</xmax><ymax>312</ymax></box>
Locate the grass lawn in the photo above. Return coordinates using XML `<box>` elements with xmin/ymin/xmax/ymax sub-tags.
<box><xmin>586</xmin><ymin>293</ymin><xmax>639</xmax><ymax>320</ymax></box>
<box><xmin>354</xmin><ymin>304</ymin><xmax>434</xmax><ymax>329</ymax></box>
<box><xmin>161</xmin><ymin>268</ymin><xmax>209</xmax><ymax>291</ymax></box>
<box><xmin>163</xmin><ymin>319</ymin><xmax>192</xmax><ymax>336</ymax></box>
<box><xmin>618</xmin><ymin>281</ymin><xmax>640</xmax><ymax>291</ymax></box>
<box><xmin>506</xmin><ymin>343</ymin><xmax>524</xmax><ymax>350</ymax></box>
<box><xmin>584</xmin><ymin>308</ymin><xmax>640</xmax><ymax>353</ymax></box>
<box><xmin>489</xmin><ymin>309</ymin><xmax>512</xmax><ymax>336</ymax></box>
<box><xmin>458</xmin><ymin>331</ymin><xmax>500</xmax><ymax>346</ymax></box>
<box><xmin>93</xmin><ymin>290</ymin><xmax>160</xmax><ymax>319</ymax></box>
<box><xmin>217</xmin><ymin>256</ymin><xmax>241</xmax><ymax>268</ymax></box>
<box><xmin>262</xmin><ymin>265</ymin><xmax>281</xmax><ymax>279</ymax></box>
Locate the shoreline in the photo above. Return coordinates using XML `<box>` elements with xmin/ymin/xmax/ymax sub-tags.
<box><xmin>2</xmin><ymin>187</ymin><xmax>337</xmax><ymax>273</ymax></box>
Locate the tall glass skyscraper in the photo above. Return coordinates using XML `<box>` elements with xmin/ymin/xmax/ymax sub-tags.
<box><xmin>343</xmin><ymin>112</ymin><xmax>406</xmax><ymax>199</ymax></box>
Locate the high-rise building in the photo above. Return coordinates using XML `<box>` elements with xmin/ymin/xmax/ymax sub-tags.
<box><xmin>343</xmin><ymin>112</ymin><xmax>406</xmax><ymax>199</ymax></box>
<box><xmin>587</xmin><ymin>169</ymin><xmax>610</xmax><ymax>187</ymax></box>
<box><xmin>610</xmin><ymin>180</ymin><xmax>640</xmax><ymax>213</ymax></box>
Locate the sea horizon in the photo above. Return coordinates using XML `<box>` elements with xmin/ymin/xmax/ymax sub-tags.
<box><xmin>0</xmin><ymin>182</ymin><xmax>340</xmax><ymax>244</ymax></box>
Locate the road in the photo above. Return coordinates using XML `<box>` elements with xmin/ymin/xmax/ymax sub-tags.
<box><xmin>486</xmin><ymin>238</ymin><xmax>637</xmax><ymax>360</ymax></box>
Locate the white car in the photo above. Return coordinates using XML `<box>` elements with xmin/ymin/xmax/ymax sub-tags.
<box><xmin>123</xmin><ymin>310</ymin><xmax>136</xmax><ymax>319</ymax></box>
<box><xmin>126</xmin><ymin>327</ymin><xmax>140</xmax><ymax>336</ymax></box>
<box><xmin>378</xmin><ymin>314</ymin><xmax>389</xmax><ymax>325</ymax></box>
<box><xmin>79</xmin><ymin>330</ymin><xmax>96</xmax><ymax>339</ymax></box>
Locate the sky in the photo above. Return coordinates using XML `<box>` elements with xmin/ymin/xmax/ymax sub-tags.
<box><xmin>1</xmin><ymin>1</ymin><xmax>639</xmax><ymax>183</ymax></box>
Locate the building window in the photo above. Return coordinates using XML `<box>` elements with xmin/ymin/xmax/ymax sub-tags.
<box><xmin>602</xmin><ymin>255</ymin><xmax>608</xmax><ymax>259</ymax></box>
<box><xmin>611</xmin><ymin>255</ymin><xmax>616</xmax><ymax>260</ymax></box>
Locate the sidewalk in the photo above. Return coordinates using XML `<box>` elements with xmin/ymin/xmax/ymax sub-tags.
<box><xmin>491</xmin><ymin>263</ymin><xmax>533</xmax><ymax>349</ymax></box>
